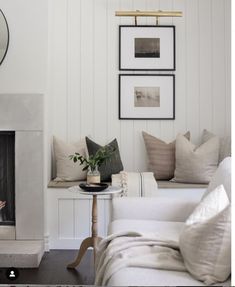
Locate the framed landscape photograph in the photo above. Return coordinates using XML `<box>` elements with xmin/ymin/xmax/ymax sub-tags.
<box><xmin>119</xmin><ymin>25</ymin><xmax>175</xmax><ymax>71</ymax></box>
<box><xmin>119</xmin><ymin>74</ymin><xmax>175</xmax><ymax>120</ymax></box>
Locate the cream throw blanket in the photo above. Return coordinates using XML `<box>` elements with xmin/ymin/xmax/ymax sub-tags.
<box><xmin>95</xmin><ymin>231</ymin><xmax>186</xmax><ymax>286</ymax></box>
<box><xmin>112</xmin><ymin>172</ymin><xmax>158</xmax><ymax>197</ymax></box>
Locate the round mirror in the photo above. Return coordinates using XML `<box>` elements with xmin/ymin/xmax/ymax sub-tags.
<box><xmin>0</xmin><ymin>9</ymin><xmax>9</xmax><ymax>65</ymax></box>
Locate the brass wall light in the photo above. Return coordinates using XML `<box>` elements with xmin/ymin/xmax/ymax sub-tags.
<box><xmin>115</xmin><ymin>10</ymin><xmax>183</xmax><ymax>25</ymax></box>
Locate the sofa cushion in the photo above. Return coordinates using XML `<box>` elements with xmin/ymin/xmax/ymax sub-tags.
<box><xmin>142</xmin><ymin>131</ymin><xmax>190</xmax><ymax>180</ymax></box>
<box><xmin>108</xmin><ymin>219</ymin><xmax>184</xmax><ymax>242</ymax></box>
<box><xmin>185</xmin><ymin>184</ymin><xmax>229</xmax><ymax>225</ymax></box>
<box><xmin>179</xmin><ymin>185</ymin><xmax>231</xmax><ymax>285</ymax></box>
<box><xmin>53</xmin><ymin>136</ymin><xmax>87</xmax><ymax>181</ymax></box>
<box><xmin>107</xmin><ymin>267</ymin><xmax>231</xmax><ymax>286</ymax></box>
<box><xmin>174</xmin><ymin>134</ymin><xmax>220</xmax><ymax>183</ymax></box>
<box><xmin>108</xmin><ymin>218</ymin><xmax>230</xmax><ymax>286</ymax></box>
<box><xmin>86</xmin><ymin>137</ymin><xmax>123</xmax><ymax>181</ymax></box>
<box><xmin>111</xmin><ymin>196</ymin><xmax>204</xmax><ymax>222</ymax></box>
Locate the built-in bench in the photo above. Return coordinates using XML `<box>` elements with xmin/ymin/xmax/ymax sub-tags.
<box><xmin>47</xmin><ymin>180</ymin><xmax>208</xmax><ymax>249</ymax></box>
<box><xmin>48</xmin><ymin>180</ymin><xmax>208</xmax><ymax>189</ymax></box>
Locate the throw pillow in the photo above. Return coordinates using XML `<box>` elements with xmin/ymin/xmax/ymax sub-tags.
<box><xmin>202</xmin><ymin>157</ymin><xmax>231</xmax><ymax>201</ymax></box>
<box><xmin>53</xmin><ymin>136</ymin><xmax>87</xmax><ymax>181</ymax></box>
<box><xmin>185</xmin><ymin>184</ymin><xmax>229</xmax><ymax>224</ymax></box>
<box><xmin>202</xmin><ymin>129</ymin><xmax>231</xmax><ymax>162</ymax></box>
<box><xmin>142</xmin><ymin>131</ymin><xmax>190</xmax><ymax>180</ymax></box>
<box><xmin>174</xmin><ymin>134</ymin><xmax>220</xmax><ymax>183</ymax></box>
<box><xmin>179</xmin><ymin>185</ymin><xmax>231</xmax><ymax>285</ymax></box>
<box><xmin>85</xmin><ymin>137</ymin><xmax>123</xmax><ymax>181</ymax></box>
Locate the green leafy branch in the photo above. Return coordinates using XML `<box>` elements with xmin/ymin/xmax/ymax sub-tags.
<box><xmin>69</xmin><ymin>145</ymin><xmax>115</xmax><ymax>171</ymax></box>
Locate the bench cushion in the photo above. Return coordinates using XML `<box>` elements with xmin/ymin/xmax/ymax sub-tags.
<box><xmin>48</xmin><ymin>179</ymin><xmax>207</xmax><ymax>189</ymax></box>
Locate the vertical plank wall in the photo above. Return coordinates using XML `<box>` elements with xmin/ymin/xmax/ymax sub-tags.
<box><xmin>48</xmin><ymin>0</ymin><xmax>231</xmax><ymax>173</ymax></box>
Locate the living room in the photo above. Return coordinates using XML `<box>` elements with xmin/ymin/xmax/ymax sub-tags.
<box><xmin>0</xmin><ymin>0</ymin><xmax>233</xmax><ymax>286</ymax></box>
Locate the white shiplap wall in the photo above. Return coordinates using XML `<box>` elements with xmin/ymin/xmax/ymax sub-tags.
<box><xmin>48</xmin><ymin>0</ymin><xmax>231</xmax><ymax>174</ymax></box>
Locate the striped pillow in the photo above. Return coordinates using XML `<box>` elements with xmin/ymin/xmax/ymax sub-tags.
<box><xmin>142</xmin><ymin>131</ymin><xmax>190</xmax><ymax>180</ymax></box>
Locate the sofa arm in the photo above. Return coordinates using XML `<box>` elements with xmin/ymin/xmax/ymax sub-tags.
<box><xmin>112</xmin><ymin>197</ymin><xmax>199</xmax><ymax>222</ymax></box>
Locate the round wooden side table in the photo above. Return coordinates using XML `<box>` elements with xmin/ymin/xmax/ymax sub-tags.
<box><xmin>67</xmin><ymin>186</ymin><xmax>122</xmax><ymax>269</ymax></box>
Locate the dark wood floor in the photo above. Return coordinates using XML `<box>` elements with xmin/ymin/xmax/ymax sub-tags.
<box><xmin>0</xmin><ymin>250</ymin><xmax>95</xmax><ymax>285</ymax></box>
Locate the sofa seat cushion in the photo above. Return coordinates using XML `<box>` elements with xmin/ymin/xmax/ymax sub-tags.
<box><xmin>107</xmin><ymin>267</ymin><xmax>231</xmax><ymax>286</ymax></box>
<box><xmin>107</xmin><ymin>220</ymin><xmax>231</xmax><ymax>286</ymax></box>
<box><xmin>108</xmin><ymin>219</ymin><xmax>184</xmax><ymax>242</ymax></box>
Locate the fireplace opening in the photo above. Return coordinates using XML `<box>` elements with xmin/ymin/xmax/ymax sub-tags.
<box><xmin>0</xmin><ymin>131</ymin><xmax>15</xmax><ymax>225</ymax></box>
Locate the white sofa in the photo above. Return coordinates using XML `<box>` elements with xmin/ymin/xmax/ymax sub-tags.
<box><xmin>105</xmin><ymin>158</ymin><xmax>231</xmax><ymax>286</ymax></box>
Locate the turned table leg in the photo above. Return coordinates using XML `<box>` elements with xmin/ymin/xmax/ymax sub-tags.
<box><xmin>67</xmin><ymin>194</ymin><xmax>102</xmax><ymax>269</ymax></box>
<box><xmin>67</xmin><ymin>237</ymin><xmax>93</xmax><ymax>268</ymax></box>
<box><xmin>92</xmin><ymin>195</ymin><xmax>102</xmax><ymax>261</ymax></box>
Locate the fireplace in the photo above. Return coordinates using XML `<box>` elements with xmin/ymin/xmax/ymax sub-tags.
<box><xmin>0</xmin><ymin>131</ymin><xmax>15</xmax><ymax>225</ymax></box>
<box><xmin>0</xmin><ymin>94</ymin><xmax>44</xmax><ymax>267</ymax></box>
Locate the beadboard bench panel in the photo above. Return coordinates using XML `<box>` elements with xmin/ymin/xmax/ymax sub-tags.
<box><xmin>47</xmin><ymin>188</ymin><xmax>112</xmax><ymax>249</ymax></box>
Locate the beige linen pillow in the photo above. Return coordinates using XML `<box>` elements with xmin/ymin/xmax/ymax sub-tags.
<box><xmin>179</xmin><ymin>185</ymin><xmax>231</xmax><ymax>285</ymax></box>
<box><xmin>174</xmin><ymin>134</ymin><xmax>219</xmax><ymax>183</ymax></box>
<box><xmin>202</xmin><ymin>129</ymin><xmax>231</xmax><ymax>162</ymax></box>
<box><xmin>53</xmin><ymin>136</ymin><xmax>87</xmax><ymax>181</ymax></box>
<box><xmin>142</xmin><ymin>131</ymin><xmax>190</xmax><ymax>180</ymax></box>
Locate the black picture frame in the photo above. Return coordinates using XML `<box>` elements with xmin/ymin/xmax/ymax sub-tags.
<box><xmin>119</xmin><ymin>25</ymin><xmax>175</xmax><ymax>71</ymax></box>
<box><xmin>119</xmin><ymin>74</ymin><xmax>175</xmax><ymax>120</ymax></box>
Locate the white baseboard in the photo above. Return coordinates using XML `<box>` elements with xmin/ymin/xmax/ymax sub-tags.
<box><xmin>49</xmin><ymin>238</ymin><xmax>85</xmax><ymax>250</ymax></box>
<box><xmin>44</xmin><ymin>233</ymin><xmax>50</xmax><ymax>251</ymax></box>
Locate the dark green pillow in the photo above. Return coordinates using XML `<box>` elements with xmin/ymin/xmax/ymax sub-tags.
<box><xmin>85</xmin><ymin>137</ymin><xmax>123</xmax><ymax>181</ymax></box>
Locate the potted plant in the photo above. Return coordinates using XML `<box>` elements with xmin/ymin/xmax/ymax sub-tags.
<box><xmin>69</xmin><ymin>145</ymin><xmax>115</xmax><ymax>184</ymax></box>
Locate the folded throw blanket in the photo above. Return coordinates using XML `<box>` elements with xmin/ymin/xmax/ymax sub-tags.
<box><xmin>95</xmin><ymin>231</ymin><xmax>186</xmax><ymax>286</ymax></box>
<box><xmin>112</xmin><ymin>172</ymin><xmax>158</xmax><ymax>197</ymax></box>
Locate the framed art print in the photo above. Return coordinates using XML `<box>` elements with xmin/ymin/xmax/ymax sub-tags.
<box><xmin>119</xmin><ymin>74</ymin><xmax>175</xmax><ymax>120</ymax></box>
<box><xmin>119</xmin><ymin>25</ymin><xmax>175</xmax><ymax>71</ymax></box>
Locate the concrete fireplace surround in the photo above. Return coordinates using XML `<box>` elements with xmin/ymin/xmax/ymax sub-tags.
<box><xmin>0</xmin><ymin>94</ymin><xmax>44</xmax><ymax>267</ymax></box>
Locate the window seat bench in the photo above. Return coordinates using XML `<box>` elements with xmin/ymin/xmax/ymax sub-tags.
<box><xmin>48</xmin><ymin>180</ymin><xmax>208</xmax><ymax>189</ymax></box>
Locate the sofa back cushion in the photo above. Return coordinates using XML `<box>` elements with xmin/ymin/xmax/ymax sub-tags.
<box><xmin>174</xmin><ymin>134</ymin><xmax>220</xmax><ymax>183</ymax></box>
<box><xmin>179</xmin><ymin>185</ymin><xmax>231</xmax><ymax>285</ymax></box>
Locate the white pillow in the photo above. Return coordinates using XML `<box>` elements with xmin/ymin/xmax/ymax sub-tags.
<box><xmin>53</xmin><ymin>136</ymin><xmax>87</xmax><ymax>181</ymax></box>
<box><xmin>203</xmin><ymin>157</ymin><xmax>231</xmax><ymax>201</ymax></box>
<box><xmin>179</xmin><ymin>185</ymin><xmax>231</xmax><ymax>285</ymax></box>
